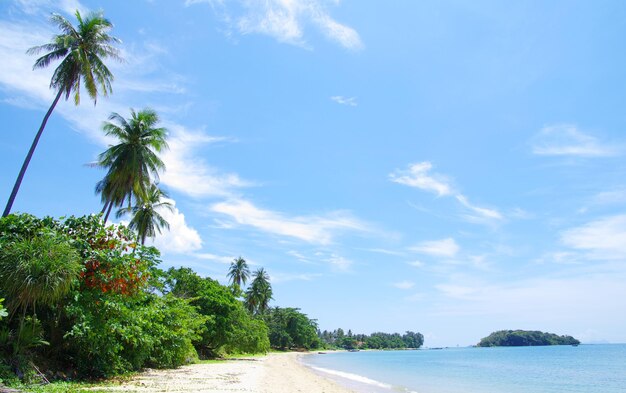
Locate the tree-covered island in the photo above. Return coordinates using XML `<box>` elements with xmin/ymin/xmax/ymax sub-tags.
<box><xmin>478</xmin><ymin>330</ymin><xmax>580</xmax><ymax>347</ymax></box>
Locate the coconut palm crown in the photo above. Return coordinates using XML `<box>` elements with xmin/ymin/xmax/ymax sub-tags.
<box><xmin>227</xmin><ymin>257</ymin><xmax>251</xmax><ymax>291</ymax></box>
<box><xmin>116</xmin><ymin>184</ymin><xmax>173</xmax><ymax>245</ymax></box>
<box><xmin>97</xmin><ymin>108</ymin><xmax>168</xmax><ymax>222</ymax></box>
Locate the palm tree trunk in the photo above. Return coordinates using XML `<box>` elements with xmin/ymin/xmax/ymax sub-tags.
<box><xmin>3</xmin><ymin>90</ymin><xmax>63</xmax><ymax>217</ymax></box>
<box><xmin>103</xmin><ymin>202</ymin><xmax>114</xmax><ymax>223</ymax></box>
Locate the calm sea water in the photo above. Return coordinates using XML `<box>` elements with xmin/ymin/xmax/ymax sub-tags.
<box><xmin>301</xmin><ymin>345</ymin><xmax>626</xmax><ymax>393</ymax></box>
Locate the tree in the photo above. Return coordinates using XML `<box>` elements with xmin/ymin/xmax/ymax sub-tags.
<box><xmin>3</xmin><ymin>10</ymin><xmax>121</xmax><ymax>217</ymax></box>
<box><xmin>96</xmin><ymin>108</ymin><xmax>168</xmax><ymax>222</ymax></box>
<box><xmin>244</xmin><ymin>268</ymin><xmax>273</xmax><ymax>315</ymax></box>
<box><xmin>116</xmin><ymin>184</ymin><xmax>173</xmax><ymax>245</ymax></box>
<box><xmin>227</xmin><ymin>257</ymin><xmax>250</xmax><ymax>295</ymax></box>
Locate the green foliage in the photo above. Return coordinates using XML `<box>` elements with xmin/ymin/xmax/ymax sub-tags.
<box><xmin>223</xmin><ymin>303</ymin><xmax>270</xmax><ymax>355</ymax></box>
<box><xmin>165</xmin><ymin>267</ymin><xmax>269</xmax><ymax>357</ymax></box>
<box><xmin>244</xmin><ymin>268</ymin><xmax>272</xmax><ymax>315</ymax></box>
<box><xmin>0</xmin><ymin>298</ymin><xmax>7</xmax><ymax>320</ymax></box>
<box><xmin>227</xmin><ymin>257</ymin><xmax>250</xmax><ymax>297</ymax></box>
<box><xmin>265</xmin><ymin>307</ymin><xmax>320</xmax><ymax>350</ymax></box>
<box><xmin>27</xmin><ymin>10</ymin><xmax>121</xmax><ymax>105</ymax></box>
<box><xmin>0</xmin><ymin>230</ymin><xmax>81</xmax><ymax>317</ymax></box>
<box><xmin>478</xmin><ymin>330</ymin><xmax>580</xmax><ymax>347</ymax></box>
<box><xmin>96</xmin><ymin>108</ymin><xmax>168</xmax><ymax>224</ymax></box>
<box><xmin>65</xmin><ymin>292</ymin><xmax>203</xmax><ymax>376</ymax></box>
<box><xmin>116</xmin><ymin>184</ymin><xmax>173</xmax><ymax>245</ymax></box>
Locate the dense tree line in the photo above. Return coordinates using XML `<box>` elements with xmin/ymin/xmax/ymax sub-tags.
<box><xmin>478</xmin><ymin>330</ymin><xmax>580</xmax><ymax>347</ymax></box>
<box><xmin>319</xmin><ymin>329</ymin><xmax>424</xmax><ymax>350</ymax></box>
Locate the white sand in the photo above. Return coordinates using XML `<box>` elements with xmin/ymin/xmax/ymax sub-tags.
<box><xmin>97</xmin><ymin>352</ymin><xmax>354</xmax><ymax>392</ymax></box>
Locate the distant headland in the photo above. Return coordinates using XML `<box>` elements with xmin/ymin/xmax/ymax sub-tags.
<box><xmin>478</xmin><ymin>330</ymin><xmax>580</xmax><ymax>347</ymax></box>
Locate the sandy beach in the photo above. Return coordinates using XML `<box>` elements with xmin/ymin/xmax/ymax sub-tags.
<box><xmin>98</xmin><ymin>352</ymin><xmax>354</xmax><ymax>393</ymax></box>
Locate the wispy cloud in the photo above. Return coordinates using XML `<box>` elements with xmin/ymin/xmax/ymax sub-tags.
<box><xmin>325</xmin><ymin>253</ymin><xmax>353</xmax><ymax>271</ymax></box>
<box><xmin>186</xmin><ymin>0</ymin><xmax>363</xmax><ymax>50</ymax></box>
<box><xmin>160</xmin><ymin>126</ymin><xmax>251</xmax><ymax>198</ymax></box>
<box><xmin>390</xmin><ymin>162</ymin><xmax>453</xmax><ymax>197</ymax></box>
<box><xmin>390</xmin><ymin>162</ymin><xmax>503</xmax><ymax>222</ymax></box>
<box><xmin>561</xmin><ymin>214</ymin><xmax>626</xmax><ymax>260</ymax></box>
<box><xmin>392</xmin><ymin>280</ymin><xmax>415</xmax><ymax>290</ymax></box>
<box><xmin>456</xmin><ymin>195</ymin><xmax>503</xmax><ymax>220</ymax></box>
<box><xmin>14</xmin><ymin>0</ymin><xmax>87</xmax><ymax>16</ymax></box>
<box><xmin>531</xmin><ymin>124</ymin><xmax>619</xmax><ymax>157</ymax></box>
<box><xmin>210</xmin><ymin>199</ymin><xmax>368</xmax><ymax>245</ymax></box>
<box><xmin>410</xmin><ymin>238</ymin><xmax>460</xmax><ymax>257</ymax></box>
<box><xmin>191</xmin><ymin>252</ymin><xmax>243</xmax><ymax>265</ymax></box>
<box><xmin>330</xmin><ymin>95</ymin><xmax>357</xmax><ymax>106</ymax></box>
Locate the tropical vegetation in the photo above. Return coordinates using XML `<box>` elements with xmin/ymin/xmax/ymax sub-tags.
<box><xmin>477</xmin><ymin>330</ymin><xmax>580</xmax><ymax>347</ymax></box>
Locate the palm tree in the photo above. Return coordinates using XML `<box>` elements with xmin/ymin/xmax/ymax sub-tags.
<box><xmin>227</xmin><ymin>257</ymin><xmax>250</xmax><ymax>294</ymax></box>
<box><xmin>2</xmin><ymin>10</ymin><xmax>121</xmax><ymax>217</ymax></box>
<box><xmin>96</xmin><ymin>108</ymin><xmax>168</xmax><ymax>222</ymax></box>
<box><xmin>244</xmin><ymin>268</ymin><xmax>273</xmax><ymax>315</ymax></box>
<box><xmin>116</xmin><ymin>184</ymin><xmax>173</xmax><ymax>245</ymax></box>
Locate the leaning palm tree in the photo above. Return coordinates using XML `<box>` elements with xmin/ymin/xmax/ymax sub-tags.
<box><xmin>244</xmin><ymin>268</ymin><xmax>273</xmax><ymax>315</ymax></box>
<box><xmin>3</xmin><ymin>10</ymin><xmax>121</xmax><ymax>217</ymax></box>
<box><xmin>96</xmin><ymin>108</ymin><xmax>168</xmax><ymax>222</ymax></box>
<box><xmin>227</xmin><ymin>257</ymin><xmax>250</xmax><ymax>294</ymax></box>
<box><xmin>116</xmin><ymin>184</ymin><xmax>173</xmax><ymax>245</ymax></box>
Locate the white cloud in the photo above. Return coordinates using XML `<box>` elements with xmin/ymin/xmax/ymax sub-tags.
<box><xmin>410</xmin><ymin>238</ymin><xmax>459</xmax><ymax>257</ymax></box>
<box><xmin>389</xmin><ymin>162</ymin><xmax>453</xmax><ymax>197</ymax></box>
<box><xmin>148</xmin><ymin>199</ymin><xmax>203</xmax><ymax>254</ymax></box>
<box><xmin>408</xmin><ymin>260</ymin><xmax>424</xmax><ymax>268</ymax></box>
<box><xmin>531</xmin><ymin>124</ymin><xmax>618</xmax><ymax>157</ymax></box>
<box><xmin>192</xmin><ymin>252</ymin><xmax>235</xmax><ymax>264</ymax></box>
<box><xmin>326</xmin><ymin>253</ymin><xmax>352</xmax><ymax>271</ymax></box>
<box><xmin>330</xmin><ymin>95</ymin><xmax>357</xmax><ymax>106</ymax></box>
<box><xmin>392</xmin><ymin>280</ymin><xmax>415</xmax><ymax>290</ymax></box>
<box><xmin>561</xmin><ymin>214</ymin><xmax>626</xmax><ymax>259</ymax></box>
<box><xmin>455</xmin><ymin>195</ymin><xmax>502</xmax><ymax>220</ymax></box>
<box><xmin>160</xmin><ymin>126</ymin><xmax>251</xmax><ymax>198</ymax></box>
<box><xmin>390</xmin><ymin>162</ymin><xmax>503</xmax><ymax>223</ymax></box>
<box><xmin>14</xmin><ymin>0</ymin><xmax>87</xmax><ymax>16</ymax></box>
<box><xmin>211</xmin><ymin>199</ymin><xmax>367</xmax><ymax>245</ymax></box>
<box><xmin>187</xmin><ymin>0</ymin><xmax>363</xmax><ymax>50</ymax></box>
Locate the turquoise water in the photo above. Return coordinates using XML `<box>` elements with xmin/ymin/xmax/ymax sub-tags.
<box><xmin>301</xmin><ymin>345</ymin><xmax>626</xmax><ymax>393</ymax></box>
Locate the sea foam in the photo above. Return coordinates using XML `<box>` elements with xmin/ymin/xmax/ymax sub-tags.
<box><xmin>310</xmin><ymin>365</ymin><xmax>418</xmax><ymax>393</ymax></box>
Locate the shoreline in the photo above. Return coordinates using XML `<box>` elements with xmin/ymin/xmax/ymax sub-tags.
<box><xmin>96</xmin><ymin>352</ymin><xmax>355</xmax><ymax>392</ymax></box>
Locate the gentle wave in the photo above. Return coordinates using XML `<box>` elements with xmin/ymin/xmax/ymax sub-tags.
<box><xmin>309</xmin><ymin>365</ymin><xmax>418</xmax><ymax>393</ymax></box>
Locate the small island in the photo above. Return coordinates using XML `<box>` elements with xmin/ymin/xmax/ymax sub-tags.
<box><xmin>478</xmin><ymin>330</ymin><xmax>580</xmax><ymax>347</ymax></box>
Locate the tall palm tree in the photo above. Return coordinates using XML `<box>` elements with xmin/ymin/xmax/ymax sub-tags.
<box><xmin>96</xmin><ymin>108</ymin><xmax>168</xmax><ymax>222</ymax></box>
<box><xmin>245</xmin><ymin>268</ymin><xmax>273</xmax><ymax>315</ymax></box>
<box><xmin>116</xmin><ymin>184</ymin><xmax>173</xmax><ymax>245</ymax></box>
<box><xmin>3</xmin><ymin>10</ymin><xmax>121</xmax><ymax>217</ymax></box>
<box><xmin>227</xmin><ymin>257</ymin><xmax>250</xmax><ymax>294</ymax></box>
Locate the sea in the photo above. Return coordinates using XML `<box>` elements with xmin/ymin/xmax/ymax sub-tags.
<box><xmin>300</xmin><ymin>344</ymin><xmax>626</xmax><ymax>393</ymax></box>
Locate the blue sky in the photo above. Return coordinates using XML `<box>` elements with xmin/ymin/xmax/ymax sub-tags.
<box><xmin>1</xmin><ymin>0</ymin><xmax>626</xmax><ymax>347</ymax></box>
